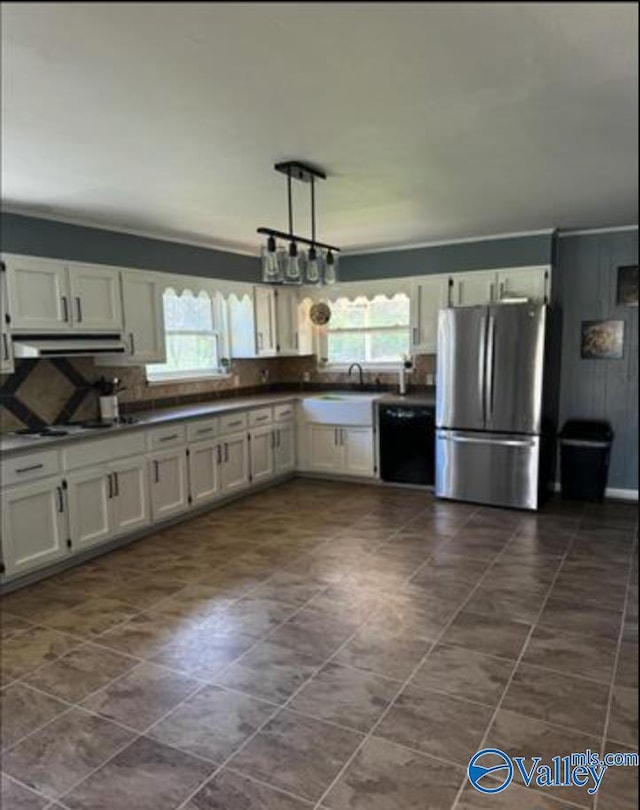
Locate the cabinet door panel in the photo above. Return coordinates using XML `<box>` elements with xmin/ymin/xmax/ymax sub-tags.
<box><xmin>5</xmin><ymin>257</ymin><xmax>69</xmax><ymax>331</ymax></box>
<box><xmin>275</xmin><ymin>288</ymin><xmax>299</xmax><ymax>355</ymax></box>
<box><xmin>496</xmin><ymin>267</ymin><xmax>549</xmax><ymax>302</ymax></box>
<box><xmin>150</xmin><ymin>450</ymin><xmax>189</xmax><ymax>521</ymax></box>
<box><xmin>111</xmin><ymin>459</ymin><xmax>149</xmax><ymax>536</ymax></box>
<box><xmin>309</xmin><ymin>424</ymin><xmax>344</xmax><ymax>473</ymax></box>
<box><xmin>249</xmin><ymin>426</ymin><xmax>274</xmax><ymax>485</ymax></box>
<box><xmin>67</xmin><ymin>468</ymin><xmax>112</xmax><ymax>551</ymax></box>
<box><xmin>221</xmin><ymin>433</ymin><xmax>250</xmax><ymax>494</ymax></box>
<box><xmin>343</xmin><ymin>427</ymin><xmax>375</xmax><ymax>477</ymax></box>
<box><xmin>68</xmin><ymin>264</ymin><xmax>123</xmax><ymax>331</ymax></box>
<box><xmin>1</xmin><ymin>479</ymin><xmax>68</xmax><ymax>578</ymax></box>
<box><xmin>188</xmin><ymin>441</ymin><xmax>220</xmax><ymax>506</ymax></box>
<box><xmin>411</xmin><ymin>276</ymin><xmax>450</xmax><ymax>352</ymax></box>
<box><xmin>450</xmin><ymin>271</ymin><xmax>496</xmax><ymax>307</ymax></box>
<box><xmin>274</xmin><ymin>422</ymin><xmax>296</xmax><ymax>473</ymax></box>
<box><xmin>254</xmin><ymin>287</ymin><xmax>276</xmax><ymax>356</ymax></box>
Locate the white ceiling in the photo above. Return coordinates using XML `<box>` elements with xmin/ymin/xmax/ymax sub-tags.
<box><xmin>1</xmin><ymin>2</ymin><xmax>638</xmax><ymax>254</ymax></box>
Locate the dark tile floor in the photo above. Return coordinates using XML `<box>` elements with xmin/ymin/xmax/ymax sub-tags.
<box><xmin>0</xmin><ymin>479</ymin><xmax>637</xmax><ymax>810</ymax></box>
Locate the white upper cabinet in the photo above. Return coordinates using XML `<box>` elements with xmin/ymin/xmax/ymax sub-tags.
<box><xmin>1</xmin><ymin>264</ymin><xmax>14</xmax><ymax>373</ymax></box>
<box><xmin>275</xmin><ymin>288</ymin><xmax>312</xmax><ymax>355</ymax></box>
<box><xmin>67</xmin><ymin>264</ymin><xmax>122</xmax><ymax>331</ymax></box>
<box><xmin>98</xmin><ymin>270</ymin><xmax>165</xmax><ymax>365</ymax></box>
<box><xmin>4</xmin><ymin>255</ymin><xmax>124</xmax><ymax>333</ymax></box>
<box><xmin>449</xmin><ymin>270</ymin><xmax>497</xmax><ymax>307</ymax></box>
<box><xmin>410</xmin><ymin>275</ymin><xmax>450</xmax><ymax>353</ymax></box>
<box><xmin>254</xmin><ymin>286</ymin><xmax>277</xmax><ymax>356</ymax></box>
<box><xmin>495</xmin><ymin>266</ymin><xmax>550</xmax><ymax>302</ymax></box>
<box><xmin>4</xmin><ymin>256</ymin><xmax>70</xmax><ymax>331</ymax></box>
<box><xmin>449</xmin><ymin>267</ymin><xmax>550</xmax><ymax>307</ymax></box>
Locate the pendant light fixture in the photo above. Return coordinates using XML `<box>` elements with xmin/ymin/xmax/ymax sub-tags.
<box><xmin>258</xmin><ymin>161</ymin><xmax>339</xmax><ymax>286</ymax></box>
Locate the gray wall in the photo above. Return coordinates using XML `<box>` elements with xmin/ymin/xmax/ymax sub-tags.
<box><xmin>556</xmin><ymin>229</ymin><xmax>638</xmax><ymax>492</ymax></box>
<box><xmin>341</xmin><ymin>233</ymin><xmax>554</xmax><ymax>280</ymax></box>
<box><xmin>0</xmin><ymin>213</ymin><xmax>261</xmax><ymax>283</ymax></box>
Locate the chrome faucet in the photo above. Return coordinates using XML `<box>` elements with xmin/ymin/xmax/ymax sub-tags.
<box><xmin>348</xmin><ymin>363</ymin><xmax>364</xmax><ymax>387</ymax></box>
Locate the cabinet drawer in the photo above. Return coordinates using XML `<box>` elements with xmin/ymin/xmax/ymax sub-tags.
<box><xmin>187</xmin><ymin>418</ymin><xmax>219</xmax><ymax>443</ymax></box>
<box><xmin>1</xmin><ymin>450</ymin><xmax>60</xmax><ymax>486</ymax></box>
<box><xmin>148</xmin><ymin>424</ymin><xmax>187</xmax><ymax>450</ymax></box>
<box><xmin>274</xmin><ymin>402</ymin><xmax>295</xmax><ymax>422</ymax></box>
<box><xmin>219</xmin><ymin>411</ymin><xmax>248</xmax><ymax>435</ymax></box>
<box><xmin>63</xmin><ymin>431</ymin><xmax>147</xmax><ymax>471</ymax></box>
<box><xmin>248</xmin><ymin>407</ymin><xmax>273</xmax><ymax>427</ymax></box>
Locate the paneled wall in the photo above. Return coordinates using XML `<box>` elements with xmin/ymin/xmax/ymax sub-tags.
<box><xmin>555</xmin><ymin>229</ymin><xmax>638</xmax><ymax>492</ymax></box>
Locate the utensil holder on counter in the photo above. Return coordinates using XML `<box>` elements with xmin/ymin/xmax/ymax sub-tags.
<box><xmin>99</xmin><ymin>395</ymin><xmax>120</xmax><ymax>423</ymax></box>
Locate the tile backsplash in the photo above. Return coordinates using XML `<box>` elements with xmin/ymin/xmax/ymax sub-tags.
<box><xmin>0</xmin><ymin>353</ymin><xmax>436</xmax><ymax>432</ymax></box>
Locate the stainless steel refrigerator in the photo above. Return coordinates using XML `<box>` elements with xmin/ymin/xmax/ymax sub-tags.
<box><xmin>435</xmin><ymin>302</ymin><xmax>548</xmax><ymax>510</ymax></box>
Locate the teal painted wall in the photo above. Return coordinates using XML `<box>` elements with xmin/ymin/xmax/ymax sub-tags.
<box><xmin>0</xmin><ymin>213</ymin><xmax>261</xmax><ymax>283</ymax></box>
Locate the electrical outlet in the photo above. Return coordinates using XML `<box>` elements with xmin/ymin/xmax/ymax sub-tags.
<box><xmin>303</xmin><ymin>371</ymin><xmax>311</xmax><ymax>382</ymax></box>
<box><xmin>233</xmin><ymin>374</ymin><xmax>240</xmax><ymax>388</ymax></box>
<box><xmin>426</xmin><ymin>372</ymin><xmax>435</xmax><ymax>386</ymax></box>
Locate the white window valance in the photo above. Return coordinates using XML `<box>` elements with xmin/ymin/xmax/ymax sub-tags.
<box><xmin>301</xmin><ymin>277</ymin><xmax>411</xmax><ymax>304</ymax></box>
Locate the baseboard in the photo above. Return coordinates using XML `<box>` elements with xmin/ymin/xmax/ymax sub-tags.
<box><xmin>551</xmin><ymin>482</ymin><xmax>638</xmax><ymax>502</ymax></box>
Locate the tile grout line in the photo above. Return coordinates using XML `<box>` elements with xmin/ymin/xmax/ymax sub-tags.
<box><xmin>34</xmin><ymin>495</ymin><xmax>429</xmax><ymax>810</ymax></box>
<box><xmin>449</xmin><ymin>506</ymin><xmax>593</xmax><ymax>810</ymax></box>
<box><xmin>170</xmin><ymin>501</ymin><xmax>438</xmax><ymax>810</ymax></box>
<box><xmin>593</xmin><ymin>531</ymin><xmax>639</xmax><ymax>810</ymax></box>
<box><xmin>309</xmin><ymin>505</ymin><xmax>533</xmax><ymax>809</ymax></box>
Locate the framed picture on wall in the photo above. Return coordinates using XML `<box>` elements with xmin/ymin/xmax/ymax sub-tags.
<box><xmin>616</xmin><ymin>265</ymin><xmax>638</xmax><ymax>306</ymax></box>
<box><xmin>581</xmin><ymin>320</ymin><xmax>625</xmax><ymax>360</ymax></box>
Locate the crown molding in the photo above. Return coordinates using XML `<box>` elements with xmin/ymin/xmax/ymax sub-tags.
<box><xmin>342</xmin><ymin>228</ymin><xmax>557</xmax><ymax>256</ymax></box>
<box><xmin>557</xmin><ymin>225</ymin><xmax>638</xmax><ymax>238</ymax></box>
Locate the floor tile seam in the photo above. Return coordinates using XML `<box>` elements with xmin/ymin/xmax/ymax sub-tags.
<box><xmin>594</xmin><ymin>533</ymin><xmax>640</xmax><ymax>810</ymax></box>
<box><xmin>171</xmin><ymin>505</ymin><xmax>437</xmax><ymax>810</ymax></box>
<box><xmin>0</xmin><ymin>771</ymin><xmax>63</xmax><ymax>808</ymax></box>
<box><xmin>449</xmin><ymin>521</ymin><xmax>584</xmax><ymax>810</ymax></box>
<box><xmin>311</xmin><ymin>506</ymin><xmax>538</xmax><ymax>809</ymax></box>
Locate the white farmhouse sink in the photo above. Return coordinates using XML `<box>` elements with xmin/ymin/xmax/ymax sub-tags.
<box><xmin>300</xmin><ymin>392</ymin><xmax>382</xmax><ymax>426</ymax></box>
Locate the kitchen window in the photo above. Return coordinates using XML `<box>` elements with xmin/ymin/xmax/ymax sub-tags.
<box><xmin>146</xmin><ymin>287</ymin><xmax>227</xmax><ymax>382</ymax></box>
<box><xmin>321</xmin><ymin>293</ymin><xmax>411</xmax><ymax>368</ymax></box>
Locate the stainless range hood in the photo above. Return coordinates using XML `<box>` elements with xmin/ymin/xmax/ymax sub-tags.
<box><xmin>13</xmin><ymin>336</ymin><xmax>127</xmax><ymax>358</ymax></box>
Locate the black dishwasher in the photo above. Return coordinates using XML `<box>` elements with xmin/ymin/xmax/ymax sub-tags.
<box><xmin>379</xmin><ymin>404</ymin><xmax>435</xmax><ymax>485</ymax></box>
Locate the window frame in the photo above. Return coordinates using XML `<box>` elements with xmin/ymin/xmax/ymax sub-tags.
<box><xmin>146</xmin><ymin>286</ymin><xmax>230</xmax><ymax>384</ymax></box>
<box><xmin>317</xmin><ymin>293</ymin><xmax>412</xmax><ymax>371</ymax></box>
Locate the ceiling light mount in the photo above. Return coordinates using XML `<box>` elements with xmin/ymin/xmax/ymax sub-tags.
<box><xmin>258</xmin><ymin>160</ymin><xmax>339</xmax><ymax>285</ymax></box>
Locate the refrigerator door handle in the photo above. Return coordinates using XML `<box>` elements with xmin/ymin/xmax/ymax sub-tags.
<box><xmin>485</xmin><ymin>315</ymin><xmax>496</xmax><ymax>421</ymax></box>
<box><xmin>438</xmin><ymin>432</ymin><xmax>536</xmax><ymax>448</ymax></box>
<box><xmin>478</xmin><ymin>316</ymin><xmax>487</xmax><ymax>423</ymax></box>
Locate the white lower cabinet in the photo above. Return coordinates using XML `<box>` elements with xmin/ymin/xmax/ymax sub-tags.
<box><xmin>274</xmin><ymin>422</ymin><xmax>296</xmax><ymax>474</ymax></box>
<box><xmin>220</xmin><ymin>432</ymin><xmax>250</xmax><ymax>494</ymax></box>
<box><xmin>305</xmin><ymin>423</ymin><xmax>375</xmax><ymax>478</ymax></box>
<box><xmin>67</xmin><ymin>467</ymin><xmax>112</xmax><ymax>552</ymax></box>
<box><xmin>343</xmin><ymin>427</ymin><xmax>375</xmax><ymax>477</ymax></box>
<box><xmin>188</xmin><ymin>440</ymin><xmax>221</xmax><ymax>507</ymax></box>
<box><xmin>110</xmin><ymin>458</ymin><xmax>150</xmax><ymax>537</ymax></box>
<box><xmin>150</xmin><ymin>448</ymin><xmax>189</xmax><ymax>521</ymax></box>
<box><xmin>1</xmin><ymin>478</ymin><xmax>68</xmax><ymax>578</ymax></box>
<box><xmin>249</xmin><ymin>425</ymin><xmax>275</xmax><ymax>486</ymax></box>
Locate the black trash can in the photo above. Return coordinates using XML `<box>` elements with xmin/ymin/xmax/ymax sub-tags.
<box><xmin>559</xmin><ymin>420</ymin><xmax>614</xmax><ymax>501</ymax></box>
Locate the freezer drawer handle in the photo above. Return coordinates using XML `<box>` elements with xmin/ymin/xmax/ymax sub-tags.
<box><xmin>440</xmin><ymin>434</ymin><xmax>535</xmax><ymax>448</ymax></box>
<box><xmin>561</xmin><ymin>439</ymin><xmax>610</xmax><ymax>448</ymax></box>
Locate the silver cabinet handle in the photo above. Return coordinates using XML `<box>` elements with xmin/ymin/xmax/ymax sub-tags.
<box><xmin>2</xmin><ymin>333</ymin><xmax>9</xmax><ymax>361</ymax></box>
<box><xmin>196</xmin><ymin>426</ymin><xmax>214</xmax><ymax>435</ymax></box>
<box><xmin>75</xmin><ymin>297</ymin><xmax>82</xmax><ymax>322</ymax></box>
<box><xmin>61</xmin><ymin>296</ymin><xmax>69</xmax><ymax>322</ymax></box>
<box><xmin>271</xmin><ymin>430</ymin><xmax>276</xmax><ymax>449</ymax></box>
<box><xmin>255</xmin><ymin>415</ymin><xmax>268</xmax><ymax>422</ymax></box>
<box><xmin>257</xmin><ymin>332</ymin><xmax>263</xmax><ymax>351</ymax></box>
<box><xmin>56</xmin><ymin>486</ymin><xmax>64</xmax><ymax>513</ymax></box>
<box><xmin>216</xmin><ymin>444</ymin><xmax>222</xmax><ymax>465</ymax></box>
<box><xmin>486</xmin><ymin>316</ymin><xmax>496</xmax><ymax>420</ymax></box>
<box><xmin>228</xmin><ymin>420</ymin><xmax>242</xmax><ymax>428</ymax></box>
<box><xmin>153</xmin><ymin>460</ymin><xmax>160</xmax><ymax>482</ymax></box>
<box><xmin>113</xmin><ymin>471</ymin><xmax>119</xmax><ymax>497</ymax></box>
<box><xmin>129</xmin><ymin>332</ymin><xmax>135</xmax><ymax>355</ymax></box>
<box><xmin>159</xmin><ymin>434</ymin><xmax>179</xmax><ymax>442</ymax></box>
<box><xmin>340</xmin><ymin>429</ymin><xmax>345</xmax><ymax>446</ymax></box>
<box><xmin>334</xmin><ymin>428</ymin><xmax>338</xmax><ymax>446</ymax></box>
<box><xmin>15</xmin><ymin>463</ymin><xmax>44</xmax><ymax>474</ymax></box>
<box><xmin>107</xmin><ymin>473</ymin><xmax>113</xmax><ymax>499</ymax></box>
<box><xmin>478</xmin><ymin>315</ymin><xmax>487</xmax><ymax>423</ymax></box>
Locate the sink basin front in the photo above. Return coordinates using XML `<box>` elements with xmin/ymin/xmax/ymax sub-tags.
<box><xmin>301</xmin><ymin>393</ymin><xmax>382</xmax><ymax>426</ymax></box>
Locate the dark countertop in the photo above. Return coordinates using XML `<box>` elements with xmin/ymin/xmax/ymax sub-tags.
<box><xmin>0</xmin><ymin>387</ymin><xmax>437</xmax><ymax>457</ymax></box>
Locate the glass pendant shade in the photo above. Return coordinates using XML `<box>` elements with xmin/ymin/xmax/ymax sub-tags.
<box><xmin>324</xmin><ymin>249</ymin><xmax>338</xmax><ymax>285</ymax></box>
<box><xmin>261</xmin><ymin>236</ymin><xmax>282</xmax><ymax>282</ymax></box>
<box><xmin>305</xmin><ymin>246</ymin><xmax>321</xmax><ymax>284</ymax></box>
<box><xmin>284</xmin><ymin>241</ymin><xmax>302</xmax><ymax>284</ymax></box>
